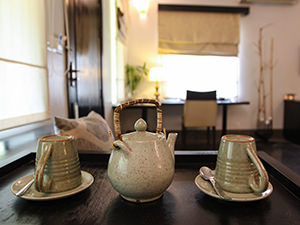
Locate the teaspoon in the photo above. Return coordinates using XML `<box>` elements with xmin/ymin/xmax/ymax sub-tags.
<box><xmin>16</xmin><ymin>178</ymin><xmax>34</xmax><ymax>196</ymax></box>
<box><xmin>199</xmin><ymin>166</ymin><xmax>231</xmax><ymax>200</ymax></box>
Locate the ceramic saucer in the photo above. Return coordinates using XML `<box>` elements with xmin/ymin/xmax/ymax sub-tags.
<box><xmin>194</xmin><ymin>173</ymin><xmax>273</xmax><ymax>202</ymax></box>
<box><xmin>11</xmin><ymin>170</ymin><xmax>94</xmax><ymax>201</ymax></box>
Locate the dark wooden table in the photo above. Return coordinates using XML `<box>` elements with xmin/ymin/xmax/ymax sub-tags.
<box><xmin>113</xmin><ymin>98</ymin><xmax>250</xmax><ymax>135</ymax></box>
<box><xmin>0</xmin><ymin>151</ymin><xmax>299</xmax><ymax>225</ymax></box>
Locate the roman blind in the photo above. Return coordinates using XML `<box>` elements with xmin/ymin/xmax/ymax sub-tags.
<box><xmin>0</xmin><ymin>0</ymin><xmax>49</xmax><ymax>130</ymax></box>
<box><xmin>158</xmin><ymin>10</ymin><xmax>240</xmax><ymax>56</ymax></box>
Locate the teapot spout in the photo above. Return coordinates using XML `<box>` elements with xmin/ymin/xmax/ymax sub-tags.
<box><xmin>167</xmin><ymin>133</ymin><xmax>178</xmax><ymax>154</ymax></box>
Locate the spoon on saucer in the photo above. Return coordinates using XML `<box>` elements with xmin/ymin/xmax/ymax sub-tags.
<box><xmin>199</xmin><ymin>166</ymin><xmax>231</xmax><ymax>200</ymax></box>
<box><xmin>16</xmin><ymin>178</ymin><xmax>34</xmax><ymax>196</ymax></box>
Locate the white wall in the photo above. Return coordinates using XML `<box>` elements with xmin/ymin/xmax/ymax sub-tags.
<box><xmin>125</xmin><ymin>0</ymin><xmax>300</xmax><ymax>130</ymax></box>
<box><xmin>46</xmin><ymin>0</ymin><xmax>68</xmax><ymax>118</ymax></box>
<box><xmin>239</xmin><ymin>1</ymin><xmax>300</xmax><ymax>130</ymax></box>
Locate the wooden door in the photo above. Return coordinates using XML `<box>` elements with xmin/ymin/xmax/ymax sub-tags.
<box><xmin>65</xmin><ymin>0</ymin><xmax>104</xmax><ymax>118</ymax></box>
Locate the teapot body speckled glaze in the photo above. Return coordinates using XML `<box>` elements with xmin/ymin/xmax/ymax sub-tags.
<box><xmin>108</xmin><ymin>99</ymin><xmax>177</xmax><ymax>203</ymax></box>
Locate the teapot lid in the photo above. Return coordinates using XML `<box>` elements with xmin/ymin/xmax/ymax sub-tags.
<box><xmin>121</xmin><ymin>118</ymin><xmax>163</xmax><ymax>141</ymax></box>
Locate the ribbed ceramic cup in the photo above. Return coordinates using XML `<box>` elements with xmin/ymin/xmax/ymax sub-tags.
<box><xmin>34</xmin><ymin>135</ymin><xmax>81</xmax><ymax>193</ymax></box>
<box><xmin>215</xmin><ymin>135</ymin><xmax>269</xmax><ymax>193</ymax></box>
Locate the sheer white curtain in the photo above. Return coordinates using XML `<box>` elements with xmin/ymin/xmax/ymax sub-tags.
<box><xmin>0</xmin><ymin>0</ymin><xmax>49</xmax><ymax>130</ymax></box>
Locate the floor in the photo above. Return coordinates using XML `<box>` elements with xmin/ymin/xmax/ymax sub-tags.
<box><xmin>174</xmin><ymin>129</ymin><xmax>300</xmax><ymax>175</ymax></box>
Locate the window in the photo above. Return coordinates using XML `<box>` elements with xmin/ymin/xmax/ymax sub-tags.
<box><xmin>158</xmin><ymin>7</ymin><xmax>241</xmax><ymax>100</ymax></box>
<box><xmin>161</xmin><ymin>54</ymin><xmax>239</xmax><ymax>99</ymax></box>
<box><xmin>0</xmin><ymin>0</ymin><xmax>49</xmax><ymax>130</ymax></box>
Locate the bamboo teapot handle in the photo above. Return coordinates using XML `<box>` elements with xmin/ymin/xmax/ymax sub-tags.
<box><xmin>114</xmin><ymin>99</ymin><xmax>162</xmax><ymax>140</ymax></box>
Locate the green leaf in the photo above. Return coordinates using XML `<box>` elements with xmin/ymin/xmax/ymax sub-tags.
<box><xmin>125</xmin><ymin>63</ymin><xmax>149</xmax><ymax>96</ymax></box>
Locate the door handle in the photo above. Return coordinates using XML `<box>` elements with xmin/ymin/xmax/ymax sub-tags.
<box><xmin>68</xmin><ymin>62</ymin><xmax>80</xmax><ymax>87</ymax></box>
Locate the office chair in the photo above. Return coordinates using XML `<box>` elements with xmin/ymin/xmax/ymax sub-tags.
<box><xmin>182</xmin><ymin>90</ymin><xmax>217</xmax><ymax>147</ymax></box>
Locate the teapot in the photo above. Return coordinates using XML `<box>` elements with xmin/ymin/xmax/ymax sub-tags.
<box><xmin>108</xmin><ymin>99</ymin><xmax>177</xmax><ymax>203</ymax></box>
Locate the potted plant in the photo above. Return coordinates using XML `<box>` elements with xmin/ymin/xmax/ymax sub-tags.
<box><xmin>125</xmin><ymin>63</ymin><xmax>149</xmax><ymax>99</ymax></box>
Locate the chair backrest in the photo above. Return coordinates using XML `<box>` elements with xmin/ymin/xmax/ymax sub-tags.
<box><xmin>184</xmin><ymin>91</ymin><xmax>217</xmax><ymax>127</ymax></box>
<box><xmin>186</xmin><ymin>90</ymin><xmax>216</xmax><ymax>100</ymax></box>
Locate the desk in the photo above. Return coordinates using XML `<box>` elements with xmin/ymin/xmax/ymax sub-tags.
<box><xmin>114</xmin><ymin>98</ymin><xmax>250</xmax><ymax>135</ymax></box>
<box><xmin>1</xmin><ymin>151</ymin><xmax>300</xmax><ymax>225</ymax></box>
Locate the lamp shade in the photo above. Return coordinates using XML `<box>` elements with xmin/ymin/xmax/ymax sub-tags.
<box><xmin>149</xmin><ymin>67</ymin><xmax>164</xmax><ymax>82</ymax></box>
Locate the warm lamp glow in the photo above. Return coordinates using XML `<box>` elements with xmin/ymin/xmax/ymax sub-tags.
<box><xmin>149</xmin><ymin>67</ymin><xmax>163</xmax><ymax>82</ymax></box>
<box><xmin>131</xmin><ymin>0</ymin><xmax>150</xmax><ymax>18</ymax></box>
<box><xmin>149</xmin><ymin>67</ymin><xmax>164</xmax><ymax>101</ymax></box>
<box><xmin>284</xmin><ymin>93</ymin><xmax>296</xmax><ymax>101</ymax></box>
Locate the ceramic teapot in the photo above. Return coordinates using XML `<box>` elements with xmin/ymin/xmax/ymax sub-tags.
<box><xmin>108</xmin><ymin>99</ymin><xmax>177</xmax><ymax>203</ymax></box>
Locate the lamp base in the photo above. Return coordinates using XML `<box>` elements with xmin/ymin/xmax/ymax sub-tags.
<box><xmin>154</xmin><ymin>81</ymin><xmax>159</xmax><ymax>101</ymax></box>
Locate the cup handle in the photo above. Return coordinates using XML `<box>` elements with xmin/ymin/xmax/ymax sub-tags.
<box><xmin>246</xmin><ymin>143</ymin><xmax>269</xmax><ymax>193</ymax></box>
<box><xmin>34</xmin><ymin>144</ymin><xmax>53</xmax><ymax>192</ymax></box>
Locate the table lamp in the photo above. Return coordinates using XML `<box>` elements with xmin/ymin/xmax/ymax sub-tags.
<box><xmin>149</xmin><ymin>67</ymin><xmax>163</xmax><ymax>101</ymax></box>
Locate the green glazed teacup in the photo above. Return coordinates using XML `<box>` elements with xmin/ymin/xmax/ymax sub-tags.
<box><xmin>34</xmin><ymin>135</ymin><xmax>81</xmax><ymax>193</ymax></box>
<box><xmin>215</xmin><ymin>135</ymin><xmax>269</xmax><ymax>193</ymax></box>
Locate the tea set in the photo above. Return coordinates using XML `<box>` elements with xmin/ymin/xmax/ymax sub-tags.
<box><xmin>11</xmin><ymin>98</ymin><xmax>272</xmax><ymax>202</ymax></box>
